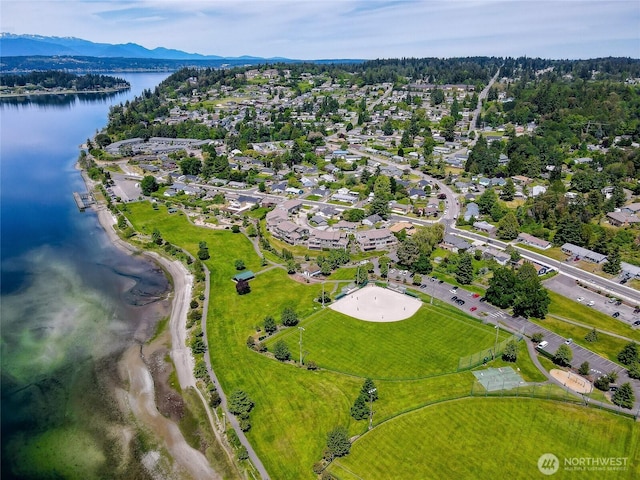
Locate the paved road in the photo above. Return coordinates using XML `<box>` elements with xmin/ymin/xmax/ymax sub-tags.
<box><xmin>468</xmin><ymin>67</ymin><xmax>502</xmax><ymax>143</ymax></box>
<box><xmin>449</xmin><ymin>228</ymin><xmax>640</xmax><ymax>306</ymax></box>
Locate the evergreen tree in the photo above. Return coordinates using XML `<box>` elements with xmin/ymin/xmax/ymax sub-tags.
<box><xmin>612</xmin><ymin>383</ymin><xmax>635</xmax><ymax>409</ymax></box>
<box><xmin>455</xmin><ymin>252</ymin><xmax>474</xmax><ymax>285</ymax></box>
<box><xmin>477</xmin><ymin>188</ymin><xmax>498</xmax><ymax>215</ymax></box>
<box><xmin>617</xmin><ymin>342</ymin><xmax>639</xmax><ymax>366</ymax></box>
<box><xmin>350</xmin><ymin>394</ymin><xmax>369</xmax><ymax>420</ymax></box>
<box><xmin>512</xmin><ymin>263</ymin><xmax>550</xmax><ymax>318</ymax></box>
<box><xmin>263</xmin><ymin>315</ymin><xmax>277</xmax><ymax>335</ymax></box>
<box><xmin>360</xmin><ymin>378</ymin><xmax>378</xmax><ymax>401</ymax></box>
<box><xmin>281</xmin><ymin>307</ymin><xmax>299</xmax><ymax>326</ymax></box>
<box><xmin>326</xmin><ymin>427</ymin><xmax>351</xmax><ymax>459</ymax></box>
<box><xmin>554</xmin><ymin>344</ymin><xmax>573</xmax><ymax>366</ymax></box>
<box><xmin>273</xmin><ymin>340</ymin><xmax>291</xmax><ymax>361</ymax></box>
<box><xmin>500</xmin><ymin>179</ymin><xmax>516</xmax><ymax>201</ymax></box>
<box><xmin>602</xmin><ymin>248</ymin><xmax>621</xmax><ymax>275</ymax></box>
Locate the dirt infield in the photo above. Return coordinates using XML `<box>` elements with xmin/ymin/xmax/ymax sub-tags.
<box><xmin>550</xmin><ymin>369</ymin><xmax>593</xmax><ymax>394</ymax></box>
<box><xmin>329</xmin><ymin>285</ymin><xmax>422</xmax><ymax>322</ymax></box>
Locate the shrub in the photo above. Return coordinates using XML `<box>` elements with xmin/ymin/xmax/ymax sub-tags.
<box><xmin>237</xmin><ymin>446</ymin><xmax>249</xmax><ymax>460</ymax></box>
<box><xmin>531</xmin><ymin>332</ymin><xmax>544</xmax><ymax>343</ymax></box>
<box><xmin>584</xmin><ymin>328</ymin><xmax>598</xmax><ymax>343</ymax></box>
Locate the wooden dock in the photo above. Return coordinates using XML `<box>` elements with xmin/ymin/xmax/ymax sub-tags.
<box><xmin>73</xmin><ymin>192</ymin><xmax>95</xmax><ymax>211</ymax></box>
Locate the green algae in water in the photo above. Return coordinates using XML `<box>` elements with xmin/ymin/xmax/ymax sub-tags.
<box><xmin>7</xmin><ymin>427</ymin><xmax>107</xmax><ymax>480</ymax></box>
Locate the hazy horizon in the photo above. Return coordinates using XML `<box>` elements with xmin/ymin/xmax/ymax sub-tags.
<box><xmin>1</xmin><ymin>1</ymin><xmax>638</xmax><ymax>60</ymax></box>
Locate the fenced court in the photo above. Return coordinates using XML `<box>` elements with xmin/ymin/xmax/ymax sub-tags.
<box><xmin>473</xmin><ymin>367</ymin><xmax>526</xmax><ymax>392</ymax></box>
<box><xmin>457</xmin><ymin>334</ymin><xmax>521</xmax><ymax>371</ymax></box>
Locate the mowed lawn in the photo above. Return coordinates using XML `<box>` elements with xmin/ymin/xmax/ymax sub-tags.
<box><xmin>330</xmin><ymin>398</ymin><xmax>640</xmax><ymax>480</ymax></box>
<box><xmin>547</xmin><ymin>291</ymin><xmax>640</xmax><ymax>342</ymax></box>
<box><xmin>269</xmin><ymin>305</ymin><xmax>511</xmax><ymax>379</ymax></box>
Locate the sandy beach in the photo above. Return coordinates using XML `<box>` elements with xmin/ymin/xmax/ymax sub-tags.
<box><xmin>90</xmin><ymin>194</ymin><xmax>219</xmax><ymax>478</ymax></box>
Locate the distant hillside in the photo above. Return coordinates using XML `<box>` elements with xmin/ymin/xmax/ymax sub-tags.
<box><xmin>0</xmin><ymin>33</ymin><xmax>228</xmax><ymax>59</ymax></box>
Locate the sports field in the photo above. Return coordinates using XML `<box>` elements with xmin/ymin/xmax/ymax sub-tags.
<box><xmin>330</xmin><ymin>398</ymin><xmax>640</xmax><ymax>480</ymax></box>
<box><xmin>329</xmin><ymin>285</ymin><xmax>422</xmax><ymax>322</ymax></box>
<box><xmin>268</xmin><ymin>303</ymin><xmax>511</xmax><ymax>379</ymax></box>
<box><xmin>124</xmin><ymin>202</ymin><xmax>639</xmax><ymax>480</ymax></box>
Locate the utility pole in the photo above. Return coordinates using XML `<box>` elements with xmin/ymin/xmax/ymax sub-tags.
<box><xmin>298</xmin><ymin>326</ymin><xmax>305</xmax><ymax>366</ymax></box>
<box><xmin>322</xmin><ymin>282</ymin><xmax>325</xmax><ymax>308</ymax></box>
<box><xmin>368</xmin><ymin>388</ymin><xmax>377</xmax><ymax>430</ymax></box>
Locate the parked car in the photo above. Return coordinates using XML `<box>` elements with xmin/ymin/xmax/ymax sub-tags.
<box><xmin>479</xmin><ymin>297</ymin><xmax>486</xmax><ymax>302</ymax></box>
<box><xmin>612</xmin><ymin>312</ymin><xmax>620</xmax><ymax>318</ymax></box>
<box><xmin>632</xmin><ymin>320</ymin><xmax>640</xmax><ymax>326</ymax></box>
<box><xmin>451</xmin><ymin>296</ymin><xmax>458</xmax><ymax>301</ymax></box>
<box><xmin>587</xmin><ymin>301</ymin><xmax>595</xmax><ymax>307</ymax></box>
<box><xmin>565</xmin><ymin>338</ymin><xmax>573</xmax><ymax>345</ymax></box>
<box><xmin>470</xmin><ymin>306</ymin><xmax>477</xmax><ymax>312</ymax></box>
<box><xmin>615</xmin><ymin>300</ymin><xmax>622</xmax><ymax>306</ymax></box>
<box><xmin>472</xmin><ymin>293</ymin><xmax>480</xmax><ymax>298</ymax></box>
<box><xmin>633</xmin><ymin>307</ymin><xmax>640</xmax><ymax>314</ymax></box>
<box><xmin>576</xmin><ymin>297</ymin><xmax>584</xmax><ymax>302</ymax></box>
<box><xmin>456</xmin><ymin>299</ymin><xmax>465</xmax><ymax>306</ymax></box>
<box><xmin>537</xmin><ymin>341</ymin><xmax>549</xmax><ymax>350</ymax></box>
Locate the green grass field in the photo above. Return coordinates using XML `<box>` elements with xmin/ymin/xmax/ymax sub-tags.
<box><xmin>330</xmin><ymin>398</ymin><xmax>640</xmax><ymax>480</ymax></box>
<box><xmin>123</xmin><ymin>201</ymin><xmax>639</xmax><ymax>479</ymax></box>
<box><xmin>531</xmin><ymin>316</ymin><xmax>630</xmax><ymax>366</ymax></box>
<box><xmin>547</xmin><ymin>291</ymin><xmax>640</xmax><ymax>342</ymax></box>
<box><xmin>268</xmin><ymin>305</ymin><xmax>511</xmax><ymax>379</ymax></box>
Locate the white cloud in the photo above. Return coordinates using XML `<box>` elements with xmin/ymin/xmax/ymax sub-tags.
<box><xmin>1</xmin><ymin>0</ymin><xmax>638</xmax><ymax>58</ymax></box>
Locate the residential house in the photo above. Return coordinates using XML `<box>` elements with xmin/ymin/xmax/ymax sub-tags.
<box><xmin>389</xmin><ymin>221</ymin><xmax>416</xmax><ymax>236</ymax></box>
<box><xmin>272</xmin><ymin>221</ymin><xmax>309</xmax><ymax>245</ymax></box>
<box><xmin>441</xmin><ymin>234</ymin><xmax>471</xmax><ymax>253</ymax></box>
<box><xmin>473</xmin><ymin>221</ymin><xmax>497</xmax><ymax>234</ymax></box>
<box><xmin>362</xmin><ymin>214</ymin><xmax>383</xmax><ymax>226</ymax></box>
<box><xmin>389</xmin><ymin>202</ymin><xmax>412</xmax><ymax>215</ymax></box>
<box><xmin>356</xmin><ymin>228</ymin><xmax>397</xmax><ymax>251</ymax></box>
<box><xmin>607</xmin><ymin>211</ymin><xmax>640</xmax><ymax>227</ymax></box>
<box><xmin>561</xmin><ymin>243</ymin><xmax>607</xmax><ymax>263</ymax></box>
<box><xmin>483</xmin><ymin>247</ymin><xmax>510</xmax><ymax>265</ymax></box>
<box><xmin>464</xmin><ymin>203</ymin><xmax>479</xmax><ymax>222</ymax></box>
<box><xmin>622</xmin><ymin>203</ymin><xmax>640</xmax><ymax>215</ymax></box>
<box><xmin>517</xmin><ymin>232</ymin><xmax>552</xmax><ymax>250</ymax></box>
<box><xmin>531</xmin><ymin>185</ymin><xmax>547</xmax><ymax>197</ymax></box>
<box><xmin>307</xmin><ymin>229</ymin><xmax>349</xmax><ymax>250</ymax></box>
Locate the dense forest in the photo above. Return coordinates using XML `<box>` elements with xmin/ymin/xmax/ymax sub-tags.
<box><xmin>0</xmin><ymin>71</ymin><xmax>130</xmax><ymax>90</ymax></box>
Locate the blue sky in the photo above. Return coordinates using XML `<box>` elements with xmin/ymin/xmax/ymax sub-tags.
<box><xmin>2</xmin><ymin>0</ymin><xmax>639</xmax><ymax>59</ymax></box>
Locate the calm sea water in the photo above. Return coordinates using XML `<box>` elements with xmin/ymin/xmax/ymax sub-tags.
<box><xmin>0</xmin><ymin>73</ymin><xmax>172</xmax><ymax>479</ymax></box>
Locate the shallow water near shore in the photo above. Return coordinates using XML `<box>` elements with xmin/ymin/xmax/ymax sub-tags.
<box><xmin>0</xmin><ymin>73</ymin><xmax>179</xmax><ymax>478</ymax></box>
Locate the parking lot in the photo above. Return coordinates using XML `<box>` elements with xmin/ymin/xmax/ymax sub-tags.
<box><xmin>544</xmin><ymin>275</ymin><xmax>640</xmax><ymax>327</ymax></box>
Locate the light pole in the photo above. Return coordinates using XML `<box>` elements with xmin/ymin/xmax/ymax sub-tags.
<box><xmin>298</xmin><ymin>326</ymin><xmax>305</xmax><ymax>366</ymax></box>
<box><xmin>493</xmin><ymin>322</ymin><xmax>500</xmax><ymax>359</ymax></box>
<box><xmin>322</xmin><ymin>282</ymin><xmax>325</xmax><ymax>308</ymax></box>
<box><xmin>368</xmin><ymin>388</ymin><xmax>377</xmax><ymax>430</ymax></box>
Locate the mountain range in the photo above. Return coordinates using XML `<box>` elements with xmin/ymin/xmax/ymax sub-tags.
<box><xmin>0</xmin><ymin>33</ymin><xmax>290</xmax><ymax>61</ymax></box>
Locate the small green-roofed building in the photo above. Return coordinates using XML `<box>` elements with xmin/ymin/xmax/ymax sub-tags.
<box><xmin>233</xmin><ymin>270</ymin><xmax>255</xmax><ymax>282</ymax></box>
